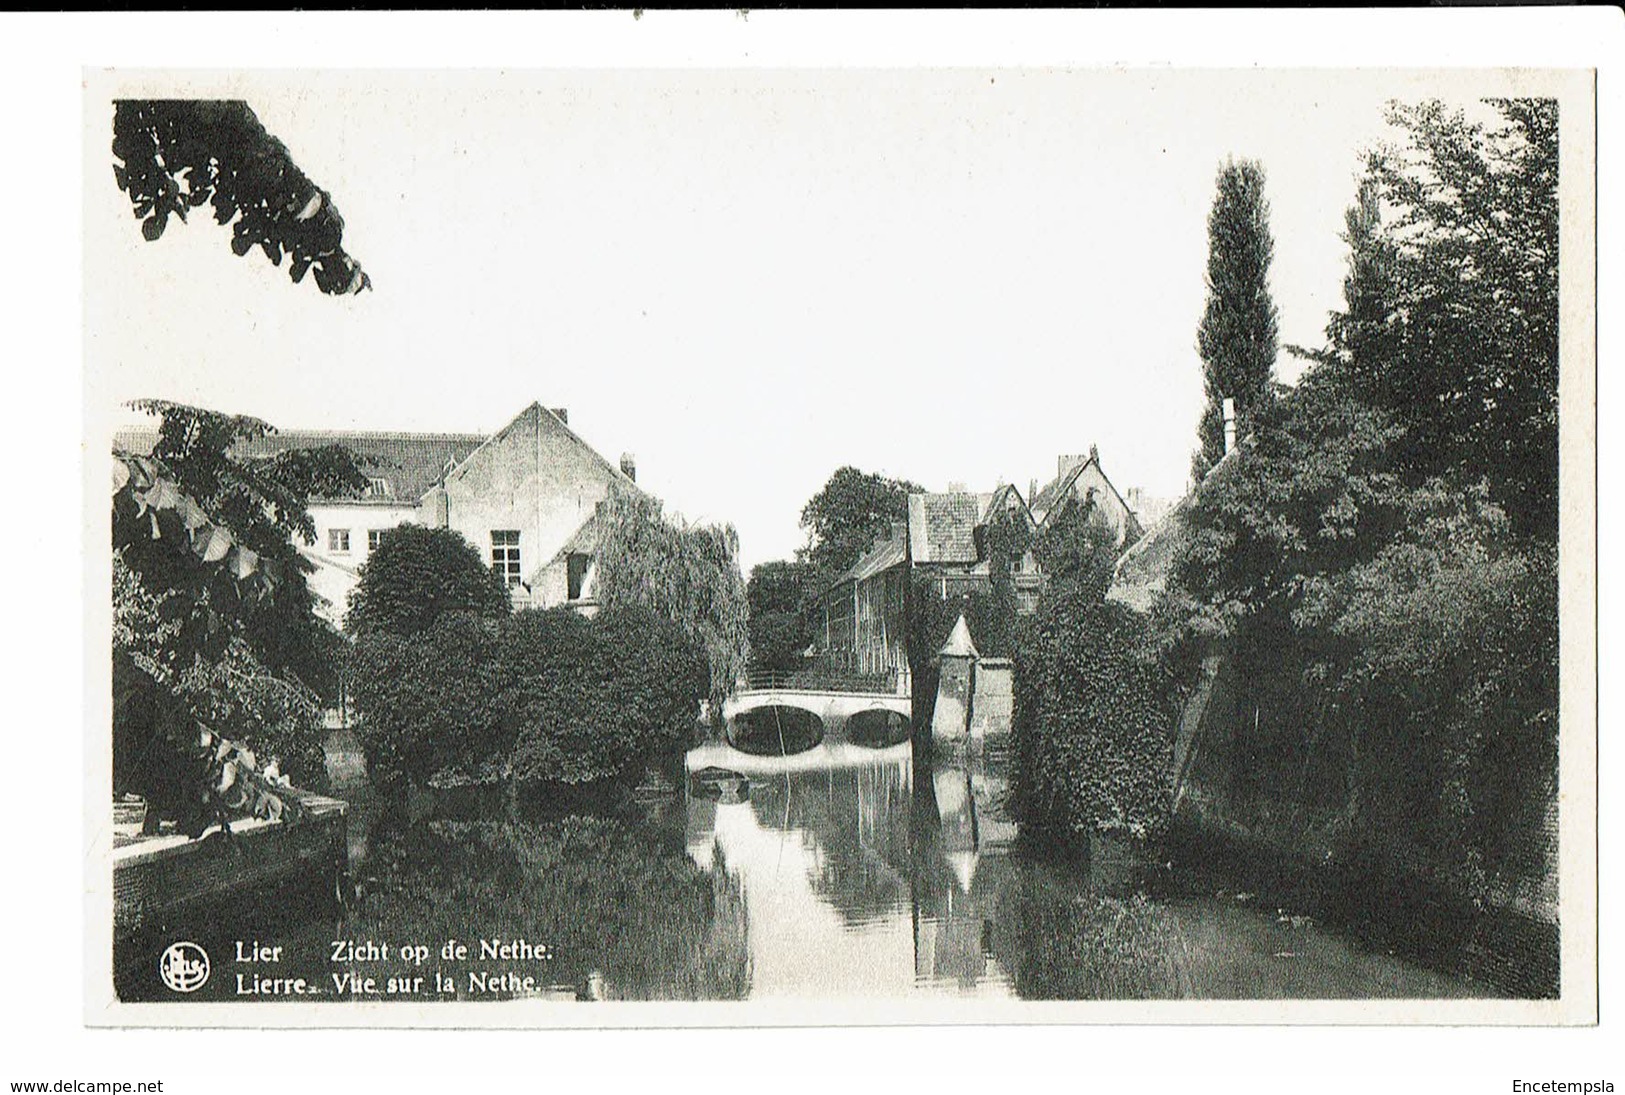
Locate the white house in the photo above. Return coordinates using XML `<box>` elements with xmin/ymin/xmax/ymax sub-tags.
<box><xmin>117</xmin><ymin>402</ymin><xmax>640</xmax><ymax>627</ymax></box>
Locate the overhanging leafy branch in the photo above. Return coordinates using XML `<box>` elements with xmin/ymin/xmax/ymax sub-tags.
<box><xmin>112</xmin><ymin>100</ymin><xmax>371</xmax><ymax>295</ymax></box>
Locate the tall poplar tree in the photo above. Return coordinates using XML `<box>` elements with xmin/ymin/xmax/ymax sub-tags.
<box><xmin>1192</xmin><ymin>159</ymin><xmax>1279</xmax><ymax>482</ymax></box>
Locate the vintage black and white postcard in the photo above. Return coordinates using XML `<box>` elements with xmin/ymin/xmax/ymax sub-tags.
<box><xmin>77</xmin><ymin>16</ymin><xmax>1601</xmax><ymax>1037</ymax></box>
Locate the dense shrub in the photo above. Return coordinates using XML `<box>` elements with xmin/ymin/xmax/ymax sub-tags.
<box><xmin>346</xmin><ymin>524</ymin><xmax>511</xmax><ymax>637</ymax></box>
<box><xmin>1159</xmin><ymin>351</ymin><xmax>1558</xmax><ymax>901</ymax></box>
<box><xmin>1301</xmin><ymin>485</ymin><xmax>1558</xmax><ymax>890</ymax></box>
<box><xmin>1011</xmin><ymin>581</ymin><xmax>1175</xmax><ymax>841</ymax></box>
<box><xmin>350</xmin><ymin>605</ymin><xmax>707</xmax><ymax>789</ymax></box>
<box><xmin>349</xmin><ymin>612</ymin><xmax>508</xmax><ymax>788</ymax></box>
<box><xmin>504</xmin><ymin>607</ymin><xmax>708</xmax><ymax>785</ymax></box>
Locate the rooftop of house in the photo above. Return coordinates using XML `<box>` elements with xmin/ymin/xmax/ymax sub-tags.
<box><xmin>114</xmin><ymin>426</ymin><xmax>487</xmax><ymax>504</ymax></box>
<box><xmin>903</xmin><ymin>483</ymin><xmax>1034</xmax><ymax>568</ymax></box>
<box><xmin>908</xmin><ymin>492</ymin><xmax>988</xmax><ymax>565</ymax></box>
<box><xmin>1105</xmin><ymin>446</ymin><xmax>1240</xmax><ymax>614</ymax></box>
<box><xmin>828</xmin><ymin>532</ymin><xmax>908</xmax><ymax>592</ymax></box>
<box><xmin>1030</xmin><ymin>450</ymin><xmax>1143</xmax><ymax>539</ymax></box>
<box><xmin>111</xmin><ymin>403</ymin><xmax>631</xmax><ymax>507</ymax></box>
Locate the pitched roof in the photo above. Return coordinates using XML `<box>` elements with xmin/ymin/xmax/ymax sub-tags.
<box><xmin>908</xmin><ymin>492</ymin><xmax>988</xmax><ymax>565</ymax></box>
<box><xmin>1104</xmin><ymin>496</ymin><xmax>1190</xmax><ymax>615</ymax></box>
<box><xmin>1032</xmin><ymin>453</ymin><xmax>1142</xmax><ymax>538</ymax></box>
<box><xmin>1105</xmin><ymin>447</ymin><xmax>1239</xmax><ymax>614</ymax></box>
<box><xmin>444</xmin><ymin>402</ymin><xmax>638</xmax><ymax>496</ymax></box>
<box><xmin>830</xmin><ymin>533</ymin><xmax>907</xmax><ymax>591</ymax></box>
<box><xmin>113</xmin><ymin>426</ymin><xmax>486</xmax><ymax>503</ymax></box>
<box><xmin>1030</xmin><ymin>459</ymin><xmax>1088</xmax><ymax>518</ymax></box>
<box><xmin>980</xmin><ymin>483</ymin><xmax>1033</xmax><ymax>526</ymax></box>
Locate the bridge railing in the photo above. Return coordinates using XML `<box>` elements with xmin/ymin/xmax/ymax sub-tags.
<box><xmin>741</xmin><ymin>667</ymin><xmax>904</xmax><ymax>696</ymax></box>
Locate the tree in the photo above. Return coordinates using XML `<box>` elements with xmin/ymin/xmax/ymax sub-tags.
<box><xmin>1192</xmin><ymin>159</ymin><xmax>1279</xmax><ymax>482</ymax></box>
<box><xmin>745</xmin><ymin>560</ymin><xmax>819</xmax><ymax>671</ymax></box>
<box><xmin>1148</xmin><ymin>99</ymin><xmax>1562</xmax><ymax>957</ymax></box>
<box><xmin>1327</xmin><ymin>99</ymin><xmax>1559</xmax><ymax>540</ymax></box>
<box><xmin>112</xmin><ymin>100</ymin><xmax>370</xmax><ymax>295</ymax></box>
<box><xmin>592</xmin><ymin>489</ymin><xmax>750</xmax><ymax>713</ymax></box>
<box><xmin>113</xmin><ymin>401</ymin><xmax>369</xmax><ymax>826</ymax></box>
<box><xmin>346</xmin><ymin>524</ymin><xmax>511</xmax><ymax>638</ymax></box>
<box><xmin>797</xmin><ymin>466</ymin><xmax>923</xmax><ymax>578</ymax></box>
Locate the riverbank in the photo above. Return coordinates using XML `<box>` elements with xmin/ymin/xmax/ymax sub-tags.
<box><xmin>1163</xmin><ymin>801</ymin><xmax>1558</xmax><ymax>999</ymax></box>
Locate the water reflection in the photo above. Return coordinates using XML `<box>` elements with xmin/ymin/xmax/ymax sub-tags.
<box><xmin>118</xmin><ymin>743</ymin><xmax>1487</xmax><ymax>1002</ymax></box>
<box><xmin>684</xmin><ymin>746</ymin><xmax>1485</xmax><ymax>1001</ymax></box>
<box><xmin>347</xmin><ymin>801</ymin><xmax>750</xmax><ymax>1001</ymax></box>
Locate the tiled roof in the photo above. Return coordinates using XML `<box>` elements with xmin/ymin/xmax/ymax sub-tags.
<box><xmin>908</xmin><ymin>492</ymin><xmax>988</xmax><ymax>565</ymax></box>
<box><xmin>1105</xmin><ymin>498</ymin><xmax>1189</xmax><ymax>615</ymax></box>
<box><xmin>114</xmin><ymin>427</ymin><xmax>486</xmax><ymax>503</ymax></box>
<box><xmin>980</xmin><ymin>483</ymin><xmax>1029</xmax><ymax>525</ymax></box>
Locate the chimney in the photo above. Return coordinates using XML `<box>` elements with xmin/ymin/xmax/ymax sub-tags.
<box><xmin>1028</xmin><ymin>478</ymin><xmax>1038</xmax><ymax>503</ymax></box>
<box><xmin>1222</xmin><ymin>397</ymin><xmax>1236</xmax><ymax>456</ymax></box>
<box><xmin>1127</xmin><ymin>486</ymin><xmax>1143</xmax><ymax>512</ymax></box>
<box><xmin>550</xmin><ymin>407</ymin><xmax>569</xmax><ymax>425</ymax></box>
<box><xmin>619</xmin><ymin>453</ymin><xmax>637</xmax><ymax>482</ymax></box>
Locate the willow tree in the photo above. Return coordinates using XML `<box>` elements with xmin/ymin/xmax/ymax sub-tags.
<box><xmin>1192</xmin><ymin>159</ymin><xmax>1279</xmax><ymax>483</ymax></box>
<box><xmin>592</xmin><ymin>489</ymin><xmax>750</xmax><ymax>714</ymax></box>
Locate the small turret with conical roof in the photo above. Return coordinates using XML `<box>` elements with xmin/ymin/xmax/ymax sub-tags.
<box><xmin>938</xmin><ymin>613</ymin><xmax>980</xmax><ymax>661</ymax></box>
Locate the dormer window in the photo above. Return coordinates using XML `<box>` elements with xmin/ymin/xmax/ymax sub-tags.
<box><xmin>567</xmin><ymin>552</ymin><xmax>591</xmax><ymax>601</ymax></box>
<box><xmin>363</xmin><ymin>476</ymin><xmax>392</xmax><ymax>498</ymax></box>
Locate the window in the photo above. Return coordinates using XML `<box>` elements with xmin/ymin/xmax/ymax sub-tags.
<box><xmin>328</xmin><ymin>529</ymin><xmax>351</xmax><ymax>553</ymax></box>
<box><xmin>367</xmin><ymin>529</ymin><xmax>389</xmax><ymax>551</ymax></box>
<box><xmin>567</xmin><ymin>552</ymin><xmax>591</xmax><ymax>601</ymax></box>
<box><xmin>363</xmin><ymin>476</ymin><xmax>393</xmax><ymax>498</ymax></box>
<box><xmin>491</xmin><ymin>530</ymin><xmax>522</xmax><ymax>586</ymax></box>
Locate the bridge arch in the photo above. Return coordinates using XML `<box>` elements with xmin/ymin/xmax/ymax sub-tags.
<box><xmin>722</xmin><ymin>687</ymin><xmax>912</xmax><ymax>756</ymax></box>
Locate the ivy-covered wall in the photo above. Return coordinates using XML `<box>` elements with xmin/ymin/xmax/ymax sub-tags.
<box><xmin>1010</xmin><ymin>581</ymin><xmax>1175</xmax><ymax>843</ymax></box>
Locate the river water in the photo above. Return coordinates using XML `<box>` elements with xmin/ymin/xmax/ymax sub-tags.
<box><xmin>117</xmin><ymin>743</ymin><xmax>1488</xmax><ymax>1003</ymax></box>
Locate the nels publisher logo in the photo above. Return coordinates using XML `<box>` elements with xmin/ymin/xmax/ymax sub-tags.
<box><xmin>158</xmin><ymin>941</ymin><xmax>210</xmax><ymax>993</ymax></box>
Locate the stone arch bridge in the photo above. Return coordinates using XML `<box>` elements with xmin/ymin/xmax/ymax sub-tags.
<box><xmin>716</xmin><ymin>670</ymin><xmax>912</xmax><ymax>758</ymax></box>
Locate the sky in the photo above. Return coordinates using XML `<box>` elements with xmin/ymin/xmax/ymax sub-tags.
<box><xmin>87</xmin><ymin>66</ymin><xmax>1573</xmax><ymax>573</ymax></box>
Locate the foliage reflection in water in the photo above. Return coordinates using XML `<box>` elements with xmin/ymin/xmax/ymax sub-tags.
<box><xmin>682</xmin><ymin>746</ymin><xmax>1484</xmax><ymax>1000</ymax></box>
<box><xmin>345</xmin><ymin>797</ymin><xmax>751</xmax><ymax>1001</ymax></box>
<box><xmin>119</xmin><ymin>745</ymin><xmax>1486</xmax><ymax>1002</ymax></box>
